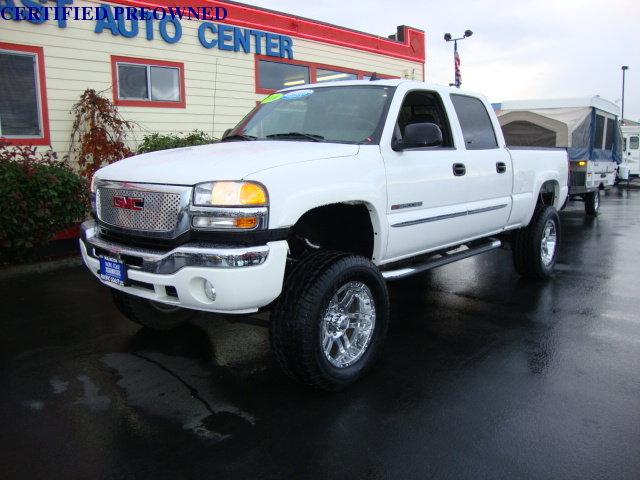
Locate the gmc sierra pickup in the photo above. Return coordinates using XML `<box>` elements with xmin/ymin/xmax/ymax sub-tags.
<box><xmin>81</xmin><ymin>80</ymin><xmax>568</xmax><ymax>390</ymax></box>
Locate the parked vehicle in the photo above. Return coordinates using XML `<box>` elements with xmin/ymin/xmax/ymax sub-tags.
<box><xmin>621</xmin><ymin>124</ymin><xmax>640</xmax><ymax>177</ymax></box>
<box><xmin>494</xmin><ymin>96</ymin><xmax>622</xmax><ymax>216</ymax></box>
<box><xmin>81</xmin><ymin>80</ymin><xmax>568</xmax><ymax>390</ymax></box>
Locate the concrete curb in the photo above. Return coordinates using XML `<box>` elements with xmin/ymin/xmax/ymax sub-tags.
<box><xmin>0</xmin><ymin>255</ymin><xmax>82</xmax><ymax>280</ymax></box>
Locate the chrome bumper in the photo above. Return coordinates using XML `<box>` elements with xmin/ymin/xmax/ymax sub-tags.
<box><xmin>80</xmin><ymin>220</ymin><xmax>270</xmax><ymax>275</ymax></box>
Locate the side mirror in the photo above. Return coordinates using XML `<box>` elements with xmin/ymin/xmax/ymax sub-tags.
<box><xmin>222</xmin><ymin>128</ymin><xmax>232</xmax><ymax>139</ymax></box>
<box><xmin>393</xmin><ymin>122</ymin><xmax>443</xmax><ymax>151</ymax></box>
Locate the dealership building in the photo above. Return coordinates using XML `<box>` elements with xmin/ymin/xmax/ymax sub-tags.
<box><xmin>0</xmin><ymin>0</ymin><xmax>425</xmax><ymax>153</ymax></box>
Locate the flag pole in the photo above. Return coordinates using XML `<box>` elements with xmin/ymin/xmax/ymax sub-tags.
<box><xmin>444</xmin><ymin>30</ymin><xmax>473</xmax><ymax>89</ymax></box>
<box><xmin>454</xmin><ymin>39</ymin><xmax>460</xmax><ymax>88</ymax></box>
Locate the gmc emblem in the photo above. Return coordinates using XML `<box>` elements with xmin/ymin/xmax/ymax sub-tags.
<box><xmin>113</xmin><ymin>195</ymin><xmax>144</xmax><ymax>211</ymax></box>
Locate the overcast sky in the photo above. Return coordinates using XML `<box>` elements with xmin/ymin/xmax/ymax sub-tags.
<box><xmin>247</xmin><ymin>0</ymin><xmax>640</xmax><ymax>120</ymax></box>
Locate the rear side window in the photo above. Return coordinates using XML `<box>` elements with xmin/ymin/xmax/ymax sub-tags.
<box><xmin>630</xmin><ymin>136</ymin><xmax>639</xmax><ymax>150</ymax></box>
<box><xmin>450</xmin><ymin>94</ymin><xmax>498</xmax><ymax>149</ymax></box>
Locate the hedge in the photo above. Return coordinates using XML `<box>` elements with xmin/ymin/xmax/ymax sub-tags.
<box><xmin>137</xmin><ymin>130</ymin><xmax>216</xmax><ymax>154</ymax></box>
<box><xmin>0</xmin><ymin>144</ymin><xmax>90</xmax><ymax>264</ymax></box>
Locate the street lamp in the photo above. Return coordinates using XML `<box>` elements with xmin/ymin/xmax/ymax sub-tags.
<box><xmin>621</xmin><ymin>66</ymin><xmax>629</xmax><ymax>125</ymax></box>
<box><xmin>444</xmin><ymin>30</ymin><xmax>473</xmax><ymax>88</ymax></box>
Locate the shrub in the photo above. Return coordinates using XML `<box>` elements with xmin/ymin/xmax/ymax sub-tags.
<box><xmin>69</xmin><ymin>89</ymin><xmax>134</xmax><ymax>178</ymax></box>
<box><xmin>137</xmin><ymin>130</ymin><xmax>216</xmax><ymax>154</ymax></box>
<box><xmin>0</xmin><ymin>144</ymin><xmax>90</xmax><ymax>264</ymax></box>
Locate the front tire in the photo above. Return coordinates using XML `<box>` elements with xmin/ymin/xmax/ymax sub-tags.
<box><xmin>584</xmin><ymin>190</ymin><xmax>600</xmax><ymax>216</ymax></box>
<box><xmin>111</xmin><ymin>289</ymin><xmax>196</xmax><ymax>330</ymax></box>
<box><xmin>270</xmin><ymin>251</ymin><xmax>390</xmax><ymax>391</ymax></box>
<box><xmin>512</xmin><ymin>205</ymin><xmax>561</xmax><ymax>279</ymax></box>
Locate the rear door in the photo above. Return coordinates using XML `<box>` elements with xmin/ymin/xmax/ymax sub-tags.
<box><xmin>624</xmin><ymin>133</ymin><xmax>640</xmax><ymax>174</ymax></box>
<box><xmin>448</xmin><ymin>94</ymin><xmax>512</xmax><ymax>238</ymax></box>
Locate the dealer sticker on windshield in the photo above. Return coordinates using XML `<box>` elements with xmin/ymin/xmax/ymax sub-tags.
<box><xmin>261</xmin><ymin>93</ymin><xmax>283</xmax><ymax>104</ymax></box>
<box><xmin>283</xmin><ymin>89</ymin><xmax>314</xmax><ymax>100</ymax></box>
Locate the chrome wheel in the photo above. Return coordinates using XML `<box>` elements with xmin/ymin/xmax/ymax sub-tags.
<box><xmin>540</xmin><ymin>220</ymin><xmax>557</xmax><ymax>266</ymax></box>
<box><xmin>321</xmin><ymin>281</ymin><xmax>376</xmax><ymax>369</ymax></box>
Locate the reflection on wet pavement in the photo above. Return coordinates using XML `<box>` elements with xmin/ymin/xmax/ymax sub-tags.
<box><xmin>1</xmin><ymin>188</ymin><xmax>640</xmax><ymax>479</ymax></box>
<box><xmin>102</xmin><ymin>351</ymin><xmax>254</xmax><ymax>440</ymax></box>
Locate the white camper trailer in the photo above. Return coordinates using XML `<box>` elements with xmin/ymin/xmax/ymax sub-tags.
<box><xmin>494</xmin><ymin>97</ymin><xmax>622</xmax><ymax>216</ymax></box>
<box><xmin>621</xmin><ymin>124</ymin><xmax>640</xmax><ymax>176</ymax></box>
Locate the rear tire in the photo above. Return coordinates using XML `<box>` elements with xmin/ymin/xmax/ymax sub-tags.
<box><xmin>111</xmin><ymin>289</ymin><xmax>196</xmax><ymax>330</ymax></box>
<box><xmin>584</xmin><ymin>190</ymin><xmax>600</xmax><ymax>216</ymax></box>
<box><xmin>512</xmin><ymin>205</ymin><xmax>560</xmax><ymax>279</ymax></box>
<box><xmin>270</xmin><ymin>251</ymin><xmax>389</xmax><ymax>391</ymax></box>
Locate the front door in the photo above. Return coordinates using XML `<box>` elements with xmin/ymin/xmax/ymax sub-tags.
<box><xmin>382</xmin><ymin>89</ymin><xmax>471</xmax><ymax>261</ymax></box>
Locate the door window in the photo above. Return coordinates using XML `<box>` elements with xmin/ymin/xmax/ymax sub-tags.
<box><xmin>394</xmin><ymin>90</ymin><xmax>454</xmax><ymax>148</ymax></box>
<box><xmin>450</xmin><ymin>94</ymin><xmax>498</xmax><ymax>149</ymax></box>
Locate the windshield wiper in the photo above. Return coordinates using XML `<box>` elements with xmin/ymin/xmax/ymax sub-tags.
<box><xmin>266</xmin><ymin>132</ymin><xmax>325</xmax><ymax>142</ymax></box>
<box><xmin>220</xmin><ymin>134</ymin><xmax>257</xmax><ymax>142</ymax></box>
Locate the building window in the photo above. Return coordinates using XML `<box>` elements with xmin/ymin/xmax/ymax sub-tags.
<box><xmin>316</xmin><ymin>69</ymin><xmax>358</xmax><ymax>83</ymax></box>
<box><xmin>255</xmin><ymin>55</ymin><xmax>398</xmax><ymax>94</ymax></box>
<box><xmin>258</xmin><ymin>60</ymin><xmax>310</xmax><ymax>91</ymax></box>
<box><xmin>111</xmin><ymin>56</ymin><xmax>185</xmax><ymax>108</ymax></box>
<box><xmin>0</xmin><ymin>42</ymin><xmax>49</xmax><ymax>145</ymax></box>
<box><xmin>450</xmin><ymin>94</ymin><xmax>498</xmax><ymax>149</ymax></box>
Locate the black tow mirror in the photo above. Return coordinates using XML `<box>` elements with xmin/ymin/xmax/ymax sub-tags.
<box><xmin>393</xmin><ymin>122</ymin><xmax>443</xmax><ymax>151</ymax></box>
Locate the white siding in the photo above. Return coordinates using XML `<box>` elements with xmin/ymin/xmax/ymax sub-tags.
<box><xmin>0</xmin><ymin>0</ymin><xmax>423</xmax><ymax>156</ymax></box>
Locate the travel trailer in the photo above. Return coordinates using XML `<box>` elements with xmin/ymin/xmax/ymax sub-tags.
<box><xmin>494</xmin><ymin>97</ymin><xmax>622</xmax><ymax>216</ymax></box>
<box><xmin>621</xmin><ymin>124</ymin><xmax>640</xmax><ymax>176</ymax></box>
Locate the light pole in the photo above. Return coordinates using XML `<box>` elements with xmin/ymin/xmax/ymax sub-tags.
<box><xmin>444</xmin><ymin>29</ymin><xmax>473</xmax><ymax>88</ymax></box>
<box><xmin>621</xmin><ymin>66</ymin><xmax>629</xmax><ymax>125</ymax></box>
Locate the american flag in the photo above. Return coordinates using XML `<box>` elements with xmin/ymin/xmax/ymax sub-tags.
<box><xmin>454</xmin><ymin>43</ymin><xmax>461</xmax><ymax>87</ymax></box>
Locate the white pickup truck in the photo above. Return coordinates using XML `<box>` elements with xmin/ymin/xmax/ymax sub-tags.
<box><xmin>81</xmin><ymin>80</ymin><xmax>568</xmax><ymax>390</ymax></box>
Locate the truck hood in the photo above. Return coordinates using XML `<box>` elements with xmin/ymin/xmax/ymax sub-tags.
<box><xmin>96</xmin><ymin>141</ymin><xmax>360</xmax><ymax>185</ymax></box>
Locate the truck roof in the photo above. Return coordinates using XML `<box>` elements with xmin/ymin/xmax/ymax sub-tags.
<box><xmin>278</xmin><ymin>79</ymin><xmax>484</xmax><ymax>98</ymax></box>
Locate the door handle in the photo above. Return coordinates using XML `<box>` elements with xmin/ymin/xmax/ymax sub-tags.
<box><xmin>452</xmin><ymin>163</ymin><xmax>466</xmax><ymax>176</ymax></box>
<box><xmin>496</xmin><ymin>162</ymin><xmax>507</xmax><ymax>173</ymax></box>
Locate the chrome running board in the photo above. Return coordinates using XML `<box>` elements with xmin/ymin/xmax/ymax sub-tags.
<box><xmin>381</xmin><ymin>239</ymin><xmax>502</xmax><ymax>280</ymax></box>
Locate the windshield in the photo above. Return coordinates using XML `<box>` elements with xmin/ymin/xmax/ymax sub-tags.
<box><xmin>227</xmin><ymin>85</ymin><xmax>395</xmax><ymax>144</ymax></box>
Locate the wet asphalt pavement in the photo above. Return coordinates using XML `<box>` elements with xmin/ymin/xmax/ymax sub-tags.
<box><xmin>2</xmin><ymin>187</ymin><xmax>640</xmax><ymax>480</ymax></box>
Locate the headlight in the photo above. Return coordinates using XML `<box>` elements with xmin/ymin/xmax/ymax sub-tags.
<box><xmin>90</xmin><ymin>174</ymin><xmax>97</xmax><ymax>194</ymax></box>
<box><xmin>192</xmin><ymin>181</ymin><xmax>268</xmax><ymax>231</ymax></box>
<box><xmin>194</xmin><ymin>181</ymin><xmax>268</xmax><ymax>206</ymax></box>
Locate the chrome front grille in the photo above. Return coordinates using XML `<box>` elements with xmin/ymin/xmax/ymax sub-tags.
<box><xmin>96</xmin><ymin>182</ymin><xmax>191</xmax><ymax>234</ymax></box>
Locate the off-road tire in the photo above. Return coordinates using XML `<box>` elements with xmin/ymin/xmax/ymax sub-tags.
<box><xmin>111</xmin><ymin>289</ymin><xmax>196</xmax><ymax>330</ymax></box>
<box><xmin>270</xmin><ymin>251</ymin><xmax>390</xmax><ymax>391</ymax></box>
<box><xmin>512</xmin><ymin>205</ymin><xmax>561</xmax><ymax>279</ymax></box>
<box><xmin>584</xmin><ymin>190</ymin><xmax>600</xmax><ymax>216</ymax></box>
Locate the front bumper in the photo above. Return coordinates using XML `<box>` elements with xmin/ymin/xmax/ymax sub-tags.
<box><xmin>80</xmin><ymin>221</ymin><xmax>288</xmax><ymax>314</ymax></box>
